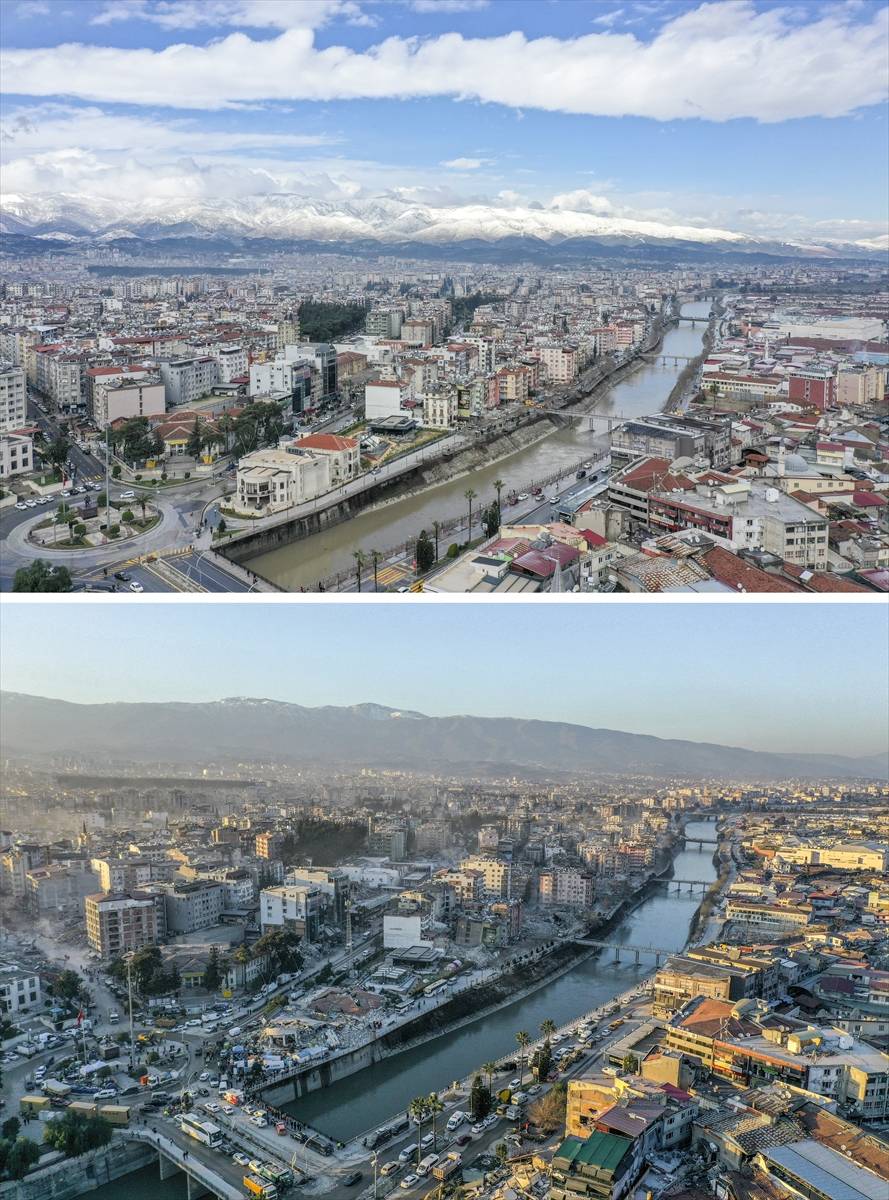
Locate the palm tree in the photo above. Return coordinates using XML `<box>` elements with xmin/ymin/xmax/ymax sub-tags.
<box><xmin>464</xmin><ymin>487</ymin><xmax>477</xmax><ymax>540</ymax></box>
<box><xmin>493</xmin><ymin>478</ymin><xmax>504</xmax><ymax>510</ymax></box>
<box><xmin>353</xmin><ymin>549</ymin><xmax>365</xmax><ymax>593</ymax></box>
<box><xmin>139</xmin><ymin>496</ymin><xmax>148</xmax><ymax>524</ymax></box>
<box><xmin>408</xmin><ymin>1096</ymin><xmax>429</xmax><ymax>1168</ymax></box>
<box><xmin>432</xmin><ymin>520</ymin><xmax>441</xmax><ymax>562</ymax></box>
<box><xmin>482</xmin><ymin>1061</ymin><xmax>498</xmax><ymax>1094</ymax></box>
<box><xmin>540</xmin><ymin>1019</ymin><xmax>556</xmax><ymax>1041</ymax></box>
<box><xmin>370</xmin><ymin>549</ymin><xmax>381</xmax><ymax>593</ymax></box>
<box><xmin>515</xmin><ymin>1030</ymin><xmax>531</xmax><ymax>1086</ymax></box>
<box><xmin>426</xmin><ymin>1093</ymin><xmax>443</xmax><ymax>1150</ymax></box>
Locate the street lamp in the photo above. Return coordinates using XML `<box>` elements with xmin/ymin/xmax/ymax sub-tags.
<box><xmin>125</xmin><ymin>953</ymin><xmax>136</xmax><ymax>1074</ymax></box>
<box><xmin>371</xmin><ymin>1150</ymin><xmax>379</xmax><ymax>1200</ymax></box>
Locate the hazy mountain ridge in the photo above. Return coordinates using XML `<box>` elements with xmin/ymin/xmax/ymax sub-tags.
<box><xmin>1</xmin><ymin>693</ymin><xmax>885</xmax><ymax>780</ymax></box>
<box><xmin>0</xmin><ymin>192</ymin><xmax>883</xmax><ymax>261</ymax></box>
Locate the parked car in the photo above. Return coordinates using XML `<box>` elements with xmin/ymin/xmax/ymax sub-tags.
<box><xmin>342</xmin><ymin>1173</ymin><xmax>363</xmax><ymax>1187</ymax></box>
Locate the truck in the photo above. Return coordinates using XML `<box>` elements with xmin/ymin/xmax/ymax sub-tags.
<box><xmin>68</xmin><ymin>1101</ymin><xmax>98</xmax><ymax>1118</ymax></box>
<box><xmin>432</xmin><ymin>1154</ymin><xmax>462</xmax><ymax>1182</ymax></box>
<box><xmin>20</xmin><ymin>1095</ymin><xmax>50</xmax><ymax>1116</ymax></box>
<box><xmin>417</xmin><ymin>1154</ymin><xmax>440</xmax><ymax>1177</ymax></box>
<box><xmin>98</xmin><ymin>1105</ymin><xmax>130</xmax><ymax>1127</ymax></box>
<box><xmin>42</xmin><ymin>1080</ymin><xmax>72</xmax><ymax>1099</ymax></box>
<box><xmin>244</xmin><ymin>1175</ymin><xmax>278</xmax><ymax>1199</ymax></box>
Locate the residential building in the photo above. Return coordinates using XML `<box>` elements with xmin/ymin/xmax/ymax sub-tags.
<box><xmin>259</xmin><ymin>883</ymin><xmax>324</xmax><ymax>941</ymax></box>
<box><xmin>94</xmin><ymin>377</ymin><xmax>165</xmax><ymax>429</ymax></box>
<box><xmin>159</xmin><ymin>880</ymin><xmax>225</xmax><ymax>934</ymax></box>
<box><xmin>157</xmin><ymin>357</ymin><xmax>220</xmax><ymax>407</ymax></box>
<box><xmin>235</xmin><ymin>443</ymin><xmax>334</xmax><ymax>513</ymax></box>
<box><xmin>539</xmin><ymin>866</ymin><xmax>595</xmax><ymax>908</ymax></box>
<box><xmin>0</xmin><ymin>363</ymin><xmax>27</xmax><ymax>432</ymax></box>
<box><xmin>293</xmin><ymin>433</ymin><xmax>360</xmax><ymax>484</ymax></box>
<box><xmin>0</xmin><ymin>963</ymin><xmax>42</xmax><ymax>1016</ymax></box>
<box><xmin>364</xmin><ymin>380</ymin><xmax>408</xmax><ymax>420</ymax></box>
<box><xmin>84</xmin><ymin>890</ymin><xmax>167</xmax><ymax>958</ymax></box>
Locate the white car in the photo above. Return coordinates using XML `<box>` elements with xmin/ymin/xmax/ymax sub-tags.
<box><xmin>198</xmin><ymin>1071</ymin><xmax>209</xmax><ymax>1081</ymax></box>
<box><xmin>14</xmin><ymin>502</ymin><xmax>27</xmax><ymax>510</ymax></box>
<box><xmin>398</xmin><ymin>1148</ymin><xmax>414</xmax><ymax>1164</ymax></box>
<box><xmin>233</xmin><ymin>1152</ymin><xmax>250</xmax><ymax>1167</ymax></box>
<box><xmin>251</xmin><ymin>1116</ymin><xmax>268</xmax><ymax>1127</ymax></box>
<box><xmin>119</xmin><ymin>490</ymin><xmax>136</xmax><ymax>499</ymax></box>
<box><xmin>484</xmin><ymin>1114</ymin><xmax>498</xmax><ymax>1128</ymax></box>
<box><xmin>203</xmin><ymin>1102</ymin><xmax>220</xmax><ymax>1113</ymax></box>
<box><xmin>222</xmin><ymin>1104</ymin><xmax>234</xmax><ymax>1114</ymax></box>
<box><xmin>25</xmin><ymin>498</ymin><xmax>38</xmax><ymax>508</ymax></box>
<box><xmin>471</xmin><ymin>1123</ymin><xmax>485</xmax><ymax>1135</ymax></box>
<box><xmin>517</xmin><ymin>493</ymin><xmax>529</xmax><ymax>501</ymax></box>
<box><xmin>400</xmin><ymin>1175</ymin><xmax>419</xmax><ymax>1190</ymax></box>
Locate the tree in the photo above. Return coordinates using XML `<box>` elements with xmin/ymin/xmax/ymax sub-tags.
<box><xmin>251</xmin><ymin>928</ymin><xmax>303</xmax><ymax>976</ymax></box>
<box><xmin>493</xmin><ymin>479</ymin><xmax>504</xmax><ymax>510</ymax></box>
<box><xmin>1</xmin><ymin>1118</ymin><xmax>21</xmax><ymax>1141</ymax></box>
<box><xmin>5</xmin><ymin>1137</ymin><xmax>40</xmax><ymax>1180</ymax></box>
<box><xmin>415</xmin><ymin>530</ymin><xmax>435</xmax><ymax>574</ymax></box>
<box><xmin>528</xmin><ymin>1083</ymin><xmax>567</xmax><ymax>1133</ymax></box>
<box><xmin>121</xmin><ymin>509</ymin><xmax>135</xmax><ymax>524</ymax></box>
<box><xmin>42</xmin><ymin>435</ymin><xmax>70</xmax><ymax>473</ymax></box>
<box><xmin>408</xmin><ymin>1096</ymin><xmax>430</xmax><ymax>1167</ymax></box>
<box><xmin>427</xmin><ymin>1093</ymin><xmax>443</xmax><ymax>1149</ymax></box>
<box><xmin>482</xmin><ymin>1061</ymin><xmax>498</xmax><ymax>1094</ymax></box>
<box><xmin>43</xmin><ymin>1111</ymin><xmax>112</xmax><ymax>1158</ymax></box>
<box><xmin>515</xmin><ymin>1030</ymin><xmax>531</xmax><ymax>1085</ymax></box>
<box><xmin>139</xmin><ymin>497</ymin><xmax>148</xmax><ymax>523</ymax></box>
<box><xmin>481</xmin><ymin>503</ymin><xmax>500</xmax><ymax>538</ymax></box>
<box><xmin>353</xmin><ymin>548</ymin><xmax>365</xmax><ymax>593</ymax></box>
<box><xmin>53</xmin><ymin>969</ymin><xmax>84</xmax><ymax>1004</ymax></box>
<box><xmin>621</xmin><ymin>1053</ymin><xmax>640</xmax><ymax>1075</ymax></box>
<box><xmin>540</xmin><ymin>1019</ymin><xmax>556</xmax><ymax>1040</ymax></box>
<box><xmin>13</xmin><ymin>560</ymin><xmax>71</xmax><ymax>593</ymax></box>
<box><xmin>464</xmin><ymin>488</ymin><xmax>477</xmax><ymax>539</ymax></box>
<box><xmin>432</xmin><ymin>520</ymin><xmax>441</xmax><ymax>562</ymax></box>
<box><xmin>187</xmin><ymin>418</ymin><xmax>206</xmax><ymax>460</ymax></box>
<box><xmin>216</xmin><ymin>517</ymin><xmax>227</xmax><ymax>535</ymax></box>
<box><xmin>202</xmin><ymin>946</ymin><xmax>225</xmax><ymax>993</ymax></box>
<box><xmin>370</xmin><ymin>549</ymin><xmax>381</xmax><ymax>593</ymax></box>
<box><xmin>468</xmin><ymin>1075</ymin><xmax>491</xmax><ymax>1121</ymax></box>
<box><xmin>495</xmin><ymin>1141</ymin><xmax>508</xmax><ymax>1164</ymax></box>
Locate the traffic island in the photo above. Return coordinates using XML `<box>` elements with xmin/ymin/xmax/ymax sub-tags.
<box><xmin>26</xmin><ymin>500</ymin><xmax>162</xmax><ymax>552</ymax></box>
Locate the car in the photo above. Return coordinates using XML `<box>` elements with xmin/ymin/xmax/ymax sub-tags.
<box><xmin>420</xmin><ymin>1134</ymin><xmax>434</xmax><ymax>1150</ymax></box>
<box><xmin>94</xmin><ymin>1088</ymin><xmax>117</xmax><ymax>1100</ymax></box>
<box><xmin>203</xmin><ymin>1102</ymin><xmax>220</xmax><ymax>1113</ymax></box>
<box><xmin>14</xmin><ymin>502</ymin><xmax>27</xmax><ymax>510</ymax></box>
<box><xmin>342</xmin><ymin>1173</ymin><xmax>363</xmax><ymax>1187</ymax></box>
<box><xmin>198</xmin><ymin>1072</ymin><xmax>209</xmax><ymax>1082</ymax></box>
<box><xmin>517</xmin><ymin>493</ymin><xmax>529</xmax><ymax>502</ymax></box>
<box><xmin>119</xmin><ymin>490</ymin><xmax>136</xmax><ymax>499</ymax></box>
<box><xmin>484</xmin><ymin>1115</ymin><xmax>498</xmax><ymax>1128</ymax></box>
<box><xmin>527</xmin><ymin>1084</ymin><xmax>542</xmax><ymax>1095</ymax></box>
<box><xmin>185</xmin><ymin>1019</ymin><xmax>201</xmax><ymax>1027</ymax></box>
<box><xmin>547</xmin><ymin>495</ymin><xmax>558</xmax><ymax>504</ymax></box>
<box><xmin>25</xmin><ymin>498</ymin><xmax>38</xmax><ymax>508</ymax></box>
<box><xmin>198</xmin><ymin>1088</ymin><xmax>210</xmax><ymax>1097</ymax></box>
<box><xmin>575</xmin><ymin>469</ymin><xmax>587</xmax><ymax>480</ymax></box>
<box><xmin>222</xmin><ymin>1103</ymin><xmax>234</xmax><ymax>1114</ymax></box>
<box><xmin>233</xmin><ymin>1152</ymin><xmax>250</xmax><ymax>1167</ymax></box>
<box><xmin>509</xmin><ymin>1079</ymin><xmax>520</xmax><ymax>1090</ymax></box>
<box><xmin>114</xmin><ymin>571</ymin><xmax>132</xmax><ymax>582</ymax></box>
<box><xmin>398</xmin><ymin>1148</ymin><xmax>414</xmax><ymax>1164</ymax></box>
<box><xmin>37</xmin><ymin>495</ymin><xmax>51</xmax><ymax>504</ymax></box>
<box><xmin>60</xmin><ymin>490</ymin><xmax>72</xmax><ymax>498</ymax></box>
<box><xmin>400</xmin><ymin>1175</ymin><xmax>419</xmax><ymax>1190</ymax></box>
<box><xmin>471</xmin><ymin>1123</ymin><xmax>485</xmax><ymax>1135</ymax></box>
<box><xmin>208</xmin><ymin>1078</ymin><xmax>219</xmax><ymax>1088</ymax></box>
<box><xmin>380</xmin><ymin>1162</ymin><xmax>400</xmax><ymax>1177</ymax></box>
<box><xmin>455</xmin><ymin>1135</ymin><xmax>472</xmax><ymax>1147</ymax></box>
<box><xmin>251</xmin><ymin>1116</ymin><xmax>268</xmax><ymax>1127</ymax></box>
<box><xmin>129</xmin><ymin>581</ymin><xmax>144</xmax><ymax>593</ymax></box>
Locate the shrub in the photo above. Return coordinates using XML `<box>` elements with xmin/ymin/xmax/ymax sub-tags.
<box><xmin>108</xmin><ymin>524</ymin><xmax>121</xmax><ymax>538</ymax></box>
<box><xmin>73</xmin><ymin>523</ymin><xmax>86</xmax><ymax>537</ymax></box>
<box><xmin>184</xmin><ymin>472</ymin><xmax>191</xmax><ymax>479</ymax></box>
<box><xmin>160</xmin><ymin>472</ymin><xmax>167</xmax><ymax>481</ymax></box>
<box><xmin>135</xmin><ymin>474</ymin><xmax>142</xmax><ymax>481</ymax></box>
<box><xmin>446</xmin><ymin>543</ymin><xmax>460</xmax><ymax>559</ymax></box>
<box><xmin>121</xmin><ymin>509</ymin><xmax>135</xmax><ymax>523</ymax></box>
<box><xmin>111</xmin><ymin>464</ymin><xmax>121</xmax><ymax>479</ymax></box>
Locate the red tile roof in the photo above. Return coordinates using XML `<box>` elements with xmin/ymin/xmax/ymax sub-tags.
<box><xmin>296</xmin><ymin>433</ymin><xmax>358</xmax><ymax>452</ymax></box>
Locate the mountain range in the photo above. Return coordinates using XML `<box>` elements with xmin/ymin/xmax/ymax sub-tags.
<box><xmin>2</xmin><ymin>693</ymin><xmax>885</xmax><ymax>780</ymax></box>
<box><xmin>2</xmin><ymin>193</ymin><xmax>885</xmax><ymax>263</ymax></box>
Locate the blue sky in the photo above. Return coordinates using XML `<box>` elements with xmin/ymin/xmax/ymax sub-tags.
<box><xmin>1</xmin><ymin>602</ymin><xmax>887</xmax><ymax>757</ymax></box>
<box><xmin>1</xmin><ymin>0</ymin><xmax>887</xmax><ymax>243</ymax></box>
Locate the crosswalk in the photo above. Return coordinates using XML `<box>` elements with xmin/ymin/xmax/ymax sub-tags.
<box><xmin>375</xmin><ymin>563</ymin><xmax>413</xmax><ymax>589</ymax></box>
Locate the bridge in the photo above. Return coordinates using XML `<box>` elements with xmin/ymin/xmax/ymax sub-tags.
<box><xmin>677</xmin><ymin>316</ymin><xmax>709</xmax><ymax>326</ymax></box>
<box><xmin>657</xmin><ymin>877</ymin><xmax>713</xmax><ymax>891</ymax></box>
<box><xmin>570</xmin><ymin>937</ymin><xmax>676</xmax><ymax>966</ymax></box>
<box><xmin>679</xmin><ymin>835</ymin><xmax>720</xmax><ymax>850</ymax></box>
<box><xmin>122</xmin><ymin>1128</ymin><xmax>242</xmax><ymax>1200</ymax></box>
<box><xmin>643</xmin><ymin>354</ymin><xmax>698</xmax><ymax>366</ymax></box>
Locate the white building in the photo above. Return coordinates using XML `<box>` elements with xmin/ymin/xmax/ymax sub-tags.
<box><xmin>0</xmin><ymin>433</ymin><xmax>33</xmax><ymax>478</ymax></box>
<box><xmin>422</xmin><ymin>391</ymin><xmax>458</xmax><ymax>429</ymax></box>
<box><xmin>211</xmin><ymin>344</ymin><xmax>248</xmax><ymax>383</ymax></box>
<box><xmin>236</xmin><ymin>443</ymin><xmax>334</xmax><ymax>514</ymax></box>
<box><xmin>0</xmin><ymin>963</ymin><xmax>42</xmax><ymax>1016</ymax></box>
<box><xmin>365</xmin><ymin>380</ymin><xmax>408</xmax><ymax>420</ymax></box>
<box><xmin>157</xmin><ymin>357</ymin><xmax>220</xmax><ymax>407</ymax></box>
<box><xmin>94</xmin><ymin>378</ymin><xmax>166</xmax><ymax>429</ymax></box>
<box><xmin>0</xmin><ymin>363</ymin><xmax>27</xmax><ymax>432</ymax></box>
<box><xmin>259</xmin><ymin>884</ymin><xmax>323</xmax><ymax>941</ymax></box>
<box><xmin>383</xmin><ymin>913</ymin><xmax>432</xmax><ymax>949</ymax></box>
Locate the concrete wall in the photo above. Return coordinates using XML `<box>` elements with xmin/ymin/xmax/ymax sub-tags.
<box><xmin>0</xmin><ymin>1139</ymin><xmax>154</xmax><ymax>1200</ymax></box>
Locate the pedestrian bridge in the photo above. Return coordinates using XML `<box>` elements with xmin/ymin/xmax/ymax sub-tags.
<box><xmin>569</xmin><ymin>937</ymin><xmax>677</xmax><ymax>966</ymax></box>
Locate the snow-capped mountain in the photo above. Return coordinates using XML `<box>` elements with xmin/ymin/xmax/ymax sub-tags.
<box><xmin>0</xmin><ymin>191</ymin><xmax>881</xmax><ymax>259</ymax></box>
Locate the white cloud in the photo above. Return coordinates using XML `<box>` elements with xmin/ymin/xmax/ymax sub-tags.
<box><xmin>90</xmin><ymin>0</ymin><xmax>370</xmax><ymax>30</ymax></box>
<box><xmin>549</xmin><ymin>189</ymin><xmax>614</xmax><ymax>215</ymax></box>
<box><xmin>592</xmin><ymin>9</ymin><xmax>625</xmax><ymax>27</ymax></box>
<box><xmin>3</xmin><ymin>2</ymin><xmax>887</xmax><ymax>120</ymax></box>
<box><xmin>409</xmin><ymin>1</ymin><xmax>489</xmax><ymax>11</ymax></box>
<box><xmin>440</xmin><ymin>157</ymin><xmax>486</xmax><ymax>169</ymax></box>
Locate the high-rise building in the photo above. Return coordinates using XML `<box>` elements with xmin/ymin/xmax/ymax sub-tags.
<box><xmin>84</xmin><ymin>891</ymin><xmax>167</xmax><ymax>958</ymax></box>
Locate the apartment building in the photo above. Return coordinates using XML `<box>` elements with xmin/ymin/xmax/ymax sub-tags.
<box><xmin>539</xmin><ymin>866</ymin><xmax>595</xmax><ymax>908</ymax></box>
<box><xmin>94</xmin><ymin>377</ymin><xmax>165</xmax><ymax>428</ymax></box>
<box><xmin>364</xmin><ymin>380</ymin><xmax>409</xmax><ymax>420</ymax></box>
<box><xmin>422</xmin><ymin>390</ymin><xmax>458</xmax><ymax>429</ymax></box>
<box><xmin>249</xmin><ymin>357</ymin><xmax>314</xmax><ymax>412</ymax></box>
<box><xmin>211</xmin><ymin>344</ymin><xmax>248</xmax><ymax>383</ymax></box>
<box><xmin>24</xmin><ymin>863</ymin><xmax>99</xmax><ymax>915</ymax></box>
<box><xmin>1</xmin><ymin>844</ymin><xmax>49</xmax><ymax>899</ymax></box>
<box><xmin>789</xmin><ymin>366</ymin><xmax>836</xmax><ymax>412</ymax></box>
<box><xmin>459</xmin><ymin>855</ymin><xmax>515</xmax><ymax>900</ymax></box>
<box><xmin>90</xmin><ymin>857</ymin><xmax>177</xmax><ymax>893</ymax></box>
<box><xmin>653</xmin><ymin>954</ymin><xmax>759</xmax><ymax>1016</ymax></box>
<box><xmin>836</xmin><ymin>364</ymin><xmax>886</xmax><ymax>407</ymax></box>
<box><xmin>259</xmin><ymin>883</ymin><xmax>324</xmax><ymax>941</ymax></box>
<box><xmin>0</xmin><ymin>363</ymin><xmax>27</xmax><ymax>431</ymax></box>
<box><xmin>159</xmin><ymin>880</ymin><xmax>225</xmax><ymax>934</ymax></box>
<box><xmin>85</xmin><ymin>890</ymin><xmax>167</xmax><ymax>958</ymax></box>
<box><xmin>611</xmin><ymin>415</ymin><xmax>732</xmax><ymax>469</ymax></box>
<box><xmin>538</xmin><ymin>344</ymin><xmax>578</xmax><ymax>384</ymax></box>
<box><xmin>365</xmin><ymin>309</ymin><xmax>404</xmax><ymax>339</ymax></box>
<box><xmin>157</xmin><ymin>356</ymin><xmax>220</xmax><ymax>407</ymax></box>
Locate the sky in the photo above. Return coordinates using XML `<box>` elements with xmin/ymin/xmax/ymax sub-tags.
<box><xmin>1</xmin><ymin>0</ymin><xmax>888</xmax><ymax>244</ymax></box>
<box><xmin>1</xmin><ymin>601</ymin><xmax>887</xmax><ymax>757</ymax></box>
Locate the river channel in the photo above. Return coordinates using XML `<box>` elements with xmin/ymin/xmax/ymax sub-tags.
<box><xmin>284</xmin><ymin>819</ymin><xmax>719</xmax><ymax>1141</ymax></box>
<box><xmin>246</xmin><ymin>301</ymin><xmax>713</xmax><ymax>589</ymax></box>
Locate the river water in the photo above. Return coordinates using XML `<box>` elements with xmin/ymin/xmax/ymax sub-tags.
<box><xmin>247</xmin><ymin>301</ymin><xmax>713</xmax><ymax>589</ymax></box>
<box><xmin>284</xmin><ymin>818</ymin><xmax>719</xmax><ymax>1141</ymax></box>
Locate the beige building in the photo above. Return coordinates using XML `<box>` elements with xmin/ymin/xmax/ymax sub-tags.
<box><xmin>0</xmin><ymin>433</ymin><xmax>33</xmax><ymax>478</ymax></box>
<box><xmin>537</xmin><ymin>344</ymin><xmax>578</xmax><ymax>384</ymax></box>
<box><xmin>422</xmin><ymin>390</ymin><xmax>458</xmax><ymax>429</ymax></box>
<box><xmin>539</xmin><ymin>867</ymin><xmax>594</xmax><ymax>908</ymax></box>
<box><xmin>836</xmin><ymin>364</ymin><xmax>886</xmax><ymax>407</ymax></box>
<box><xmin>293</xmin><ymin>433</ymin><xmax>360</xmax><ymax>484</ymax></box>
<box><xmin>236</xmin><ymin>442</ymin><xmax>334</xmax><ymax>514</ymax></box>
<box><xmin>95</xmin><ymin>378</ymin><xmax>165</xmax><ymax>429</ymax></box>
<box><xmin>0</xmin><ymin>363</ymin><xmax>27</xmax><ymax>432</ymax></box>
<box><xmin>85</xmin><ymin>890</ymin><xmax>167</xmax><ymax>958</ymax></box>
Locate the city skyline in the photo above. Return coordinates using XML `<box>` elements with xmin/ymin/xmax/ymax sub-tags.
<box><xmin>2</xmin><ymin>1</ymin><xmax>888</xmax><ymax>246</ymax></box>
<box><xmin>2</xmin><ymin>602</ymin><xmax>887</xmax><ymax>756</ymax></box>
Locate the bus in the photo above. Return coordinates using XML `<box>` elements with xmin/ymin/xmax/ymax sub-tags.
<box><xmin>179</xmin><ymin>1112</ymin><xmax>223</xmax><ymax>1149</ymax></box>
<box><xmin>423</xmin><ymin>981</ymin><xmax>447</xmax><ymax>998</ymax></box>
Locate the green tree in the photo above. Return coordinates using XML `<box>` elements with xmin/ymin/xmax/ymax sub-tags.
<box><xmin>370</xmin><ymin>548</ymin><xmax>381</xmax><ymax>593</ymax></box>
<box><xmin>42</xmin><ymin>434</ymin><xmax>71</xmax><ymax>473</ymax></box>
<box><xmin>1</xmin><ymin>1118</ymin><xmax>21</xmax><ymax>1141</ymax></box>
<box><xmin>432</xmin><ymin>520</ymin><xmax>441</xmax><ymax>562</ymax></box>
<box><xmin>468</xmin><ymin>1075</ymin><xmax>491</xmax><ymax>1121</ymax></box>
<box><xmin>5</xmin><ymin>1137</ymin><xmax>41</xmax><ymax>1180</ymax></box>
<box><xmin>297</xmin><ymin>300</ymin><xmax>367</xmax><ymax>343</ymax></box>
<box><xmin>482</xmin><ymin>1061</ymin><xmax>498</xmax><ymax>1094</ymax></box>
<box><xmin>202</xmin><ymin>946</ymin><xmax>225</xmax><ymax>992</ymax></box>
<box><xmin>621</xmin><ymin>1053</ymin><xmax>640</xmax><ymax>1075</ymax></box>
<box><xmin>481</xmin><ymin>503</ymin><xmax>500</xmax><ymax>538</ymax></box>
<box><xmin>493</xmin><ymin>479</ymin><xmax>504</xmax><ymax>510</ymax></box>
<box><xmin>464</xmin><ymin>487</ymin><xmax>477</xmax><ymax>539</ymax></box>
<box><xmin>495</xmin><ymin>1141</ymin><xmax>508</xmax><ymax>1164</ymax></box>
<box><xmin>13</xmin><ymin>560</ymin><xmax>72</xmax><ymax>592</ymax></box>
<box><xmin>515</xmin><ymin>1030</ymin><xmax>531</xmax><ymax>1085</ymax></box>
<box><xmin>187</xmin><ymin>418</ymin><xmax>206</xmax><ymax>460</ymax></box>
<box><xmin>427</xmin><ymin>1093</ymin><xmax>444</xmax><ymax>1149</ymax></box>
<box><xmin>52</xmin><ymin>969</ymin><xmax>84</xmax><ymax>1004</ymax></box>
<box><xmin>121</xmin><ymin>509</ymin><xmax>135</xmax><ymax>524</ymax></box>
<box><xmin>216</xmin><ymin>517</ymin><xmax>227</xmax><ymax>535</ymax></box>
<box><xmin>540</xmin><ymin>1019</ymin><xmax>556</xmax><ymax>1040</ymax></box>
<box><xmin>251</xmin><ymin>928</ymin><xmax>304</xmax><ymax>975</ymax></box>
<box><xmin>408</xmin><ymin>1096</ymin><xmax>430</xmax><ymax>1167</ymax></box>
<box><xmin>43</xmin><ymin>1111</ymin><xmax>112</xmax><ymax>1158</ymax></box>
<box><xmin>353</xmin><ymin>548</ymin><xmax>365</xmax><ymax>593</ymax></box>
<box><xmin>415</xmin><ymin>530</ymin><xmax>435</xmax><ymax>574</ymax></box>
<box><xmin>73</xmin><ymin>522</ymin><xmax>87</xmax><ymax>538</ymax></box>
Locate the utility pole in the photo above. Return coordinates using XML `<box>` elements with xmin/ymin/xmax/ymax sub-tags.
<box><xmin>104</xmin><ymin>421</ymin><xmax>112</xmax><ymax>535</ymax></box>
<box><xmin>372</xmin><ymin>1150</ymin><xmax>379</xmax><ymax>1200</ymax></box>
<box><xmin>126</xmin><ymin>954</ymin><xmax>136</xmax><ymax>1074</ymax></box>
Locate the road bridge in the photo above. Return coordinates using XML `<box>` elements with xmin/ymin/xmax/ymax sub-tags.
<box><xmin>657</xmin><ymin>877</ymin><xmax>713</xmax><ymax>891</ymax></box>
<box><xmin>679</xmin><ymin>835</ymin><xmax>720</xmax><ymax>849</ymax></box>
<box><xmin>122</xmin><ymin>1128</ymin><xmax>242</xmax><ymax>1200</ymax></box>
<box><xmin>642</xmin><ymin>354</ymin><xmax>698</xmax><ymax>366</ymax></box>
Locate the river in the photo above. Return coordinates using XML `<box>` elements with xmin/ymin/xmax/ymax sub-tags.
<box><xmin>283</xmin><ymin>818</ymin><xmax>719</xmax><ymax>1141</ymax></box>
<box><xmin>246</xmin><ymin>301</ymin><xmax>713</xmax><ymax>589</ymax></box>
